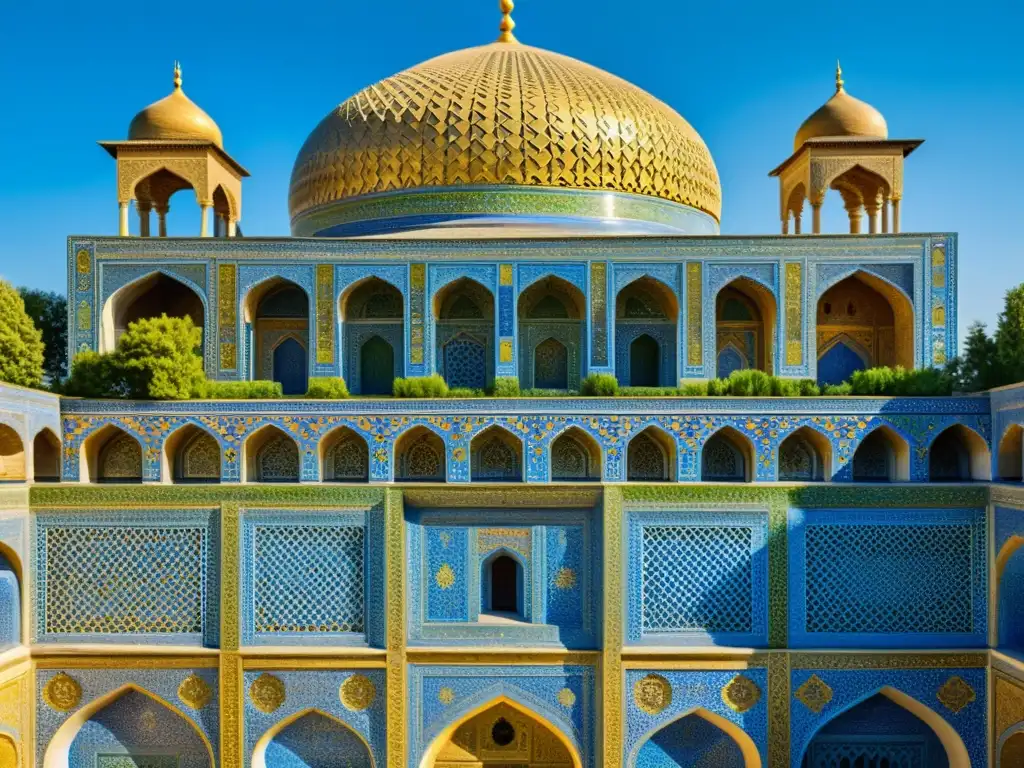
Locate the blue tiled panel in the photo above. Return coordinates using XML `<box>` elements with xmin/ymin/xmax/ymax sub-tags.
<box><xmin>546</xmin><ymin>526</ymin><xmax>585</xmax><ymax>632</ymax></box>
<box><xmin>425</xmin><ymin>527</ymin><xmax>470</xmax><ymax>623</ymax></box>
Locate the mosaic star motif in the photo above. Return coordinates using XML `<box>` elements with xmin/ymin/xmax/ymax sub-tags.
<box><xmin>937</xmin><ymin>675</ymin><xmax>976</xmax><ymax>713</ymax></box>
<box><xmin>721</xmin><ymin>674</ymin><xmax>761</xmax><ymax>713</ymax></box>
<box><xmin>795</xmin><ymin>674</ymin><xmax>833</xmax><ymax>714</ymax></box>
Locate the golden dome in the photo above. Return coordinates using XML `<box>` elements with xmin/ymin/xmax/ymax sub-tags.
<box><xmin>794</xmin><ymin>64</ymin><xmax>887</xmax><ymax>151</ymax></box>
<box><xmin>128</xmin><ymin>64</ymin><xmax>223</xmax><ymax>147</ymax></box>
<box><xmin>289</xmin><ymin>24</ymin><xmax>720</xmax><ymax>229</ymax></box>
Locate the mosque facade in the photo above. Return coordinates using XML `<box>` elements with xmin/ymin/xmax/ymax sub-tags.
<box><xmin>1</xmin><ymin>2</ymin><xmax>1024</xmax><ymax>766</ymax></box>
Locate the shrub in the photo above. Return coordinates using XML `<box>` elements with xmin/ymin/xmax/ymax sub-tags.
<box><xmin>195</xmin><ymin>380</ymin><xmax>283</xmax><ymax>399</ymax></box>
<box><xmin>618</xmin><ymin>386</ymin><xmax>681</xmax><ymax>397</ymax></box>
<box><xmin>846</xmin><ymin>366</ymin><xmax>954</xmax><ymax>396</ymax></box>
<box><xmin>700</xmin><ymin>371</ymin><xmax>819</xmax><ymax>397</ymax></box>
<box><xmin>0</xmin><ymin>279</ymin><xmax>45</xmax><ymax>388</ymax></box>
<box><xmin>490</xmin><ymin>377</ymin><xmax>521</xmax><ymax>397</ymax></box>
<box><xmin>447</xmin><ymin>387</ymin><xmax>486</xmax><ymax>398</ymax></box>
<box><xmin>823</xmin><ymin>382</ymin><xmax>853</xmax><ymax>395</ymax></box>
<box><xmin>580</xmin><ymin>372</ymin><xmax>619</xmax><ymax>396</ymax></box>
<box><xmin>62</xmin><ymin>350</ymin><xmax>127</xmax><ymax>398</ymax></box>
<box><xmin>306</xmin><ymin>377</ymin><xmax>350</xmax><ymax>399</ymax></box>
<box><xmin>520</xmin><ymin>388</ymin><xmax>577</xmax><ymax>397</ymax></box>
<box><xmin>393</xmin><ymin>374</ymin><xmax>449</xmax><ymax>398</ymax></box>
<box><xmin>679</xmin><ymin>382</ymin><xmax>710</xmax><ymax>396</ymax></box>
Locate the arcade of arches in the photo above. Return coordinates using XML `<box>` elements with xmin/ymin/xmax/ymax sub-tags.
<box><xmin>431</xmin><ymin>701</ymin><xmax>575</xmax><ymax>767</ymax></box>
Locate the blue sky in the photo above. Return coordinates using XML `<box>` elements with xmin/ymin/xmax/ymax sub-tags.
<box><xmin>1</xmin><ymin>0</ymin><xmax>1021</xmax><ymax>345</ymax></box>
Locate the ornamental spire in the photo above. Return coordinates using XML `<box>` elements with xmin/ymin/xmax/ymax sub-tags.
<box><xmin>835</xmin><ymin>60</ymin><xmax>844</xmax><ymax>92</ymax></box>
<box><xmin>497</xmin><ymin>0</ymin><xmax>517</xmax><ymax>43</ymax></box>
<box><xmin>173</xmin><ymin>61</ymin><xmax>182</xmax><ymax>90</ymax></box>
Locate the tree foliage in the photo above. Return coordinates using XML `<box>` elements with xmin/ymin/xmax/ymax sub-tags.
<box><xmin>948</xmin><ymin>284</ymin><xmax>1024</xmax><ymax>391</ymax></box>
<box><xmin>995</xmin><ymin>284</ymin><xmax>1024</xmax><ymax>386</ymax></box>
<box><xmin>64</xmin><ymin>314</ymin><xmax>204</xmax><ymax>399</ymax></box>
<box><xmin>0</xmin><ymin>279</ymin><xmax>45</xmax><ymax>388</ymax></box>
<box><xmin>18</xmin><ymin>288</ymin><xmax>67</xmax><ymax>383</ymax></box>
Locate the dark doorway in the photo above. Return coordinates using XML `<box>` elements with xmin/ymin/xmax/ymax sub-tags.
<box><xmin>360</xmin><ymin>336</ymin><xmax>394</xmax><ymax>395</ymax></box>
<box><xmin>490</xmin><ymin>555</ymin><xmax>518</xmax><ymax>613</ymax></box>
<box><xmin>272</xmin><ymin>337</ymin><xmax>308</xmax><ymax>395</ymax></box>
<box><xmin>629</xmin><ymin>334</ymin><xmax>660</xmax><ymax>386</ymax></box>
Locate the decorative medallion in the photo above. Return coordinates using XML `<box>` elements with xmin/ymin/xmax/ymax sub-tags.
<box><xmin>557</xmin><ymin>687</ymin><xmax>576</xmax><ymax>708</ymax></box>
<box><xmin>795</xmin><ymin>674</ymin><xmax>833</xmax><ymax>714</ymax></box>
<box><xmin>140</xmin><ymin>708</ymin><xmax>158</xmax><ymax>732</ymax></box>
<box><xmin>634</xmin><ymin>673</ymin><xmax>672</xmax><ymax>715</ymax></box>
<box><xmin>553</xmin><ymin>567</ymin><xmax>577</xmax><ymax>591</ymax></box>
<box><xmin>499</xmin><ymin>340</ymin><xmax>513</xmax><ymax>363</ymax></box>
<box><xmin>178</xmin><ymin>674</ymin><xmax>213</xmax><ymax>710</ymax></box>
<box><xmin>435</xmin><ymin>563</ymin><xmax>456</xmax><ymax>590</ymax></box>
<box><xmin>76</xmin><ymin>249</ymin><xmax>90</xmax><ymax>273</ymax></box>
<box><xmin>438</xmin><ymin>687</ymin><xmax>455</xmax><ymax>705</ymax></box>
<box><xmin>249</xmin><ymin>673</ymin><xmax>285</xmax><ymax>714</ymax></box>
<box><xmin>340</xmin><ymin>674</ymin><xmax>376</xmax><ymax>712</ymax></box>
<box><xmin>43</xmin><ymin>672</ymin><xmax>82</xmax><ymax>712</ymax></box>
<box><xmin>721</xmin><ymin>675</ymin><xmax>761</xmax><ymax>713</ymax></box>
<box><xmin>937</xmin><ymin>675</ymin><xmax>976</xmax><ymax>714</ymax></box>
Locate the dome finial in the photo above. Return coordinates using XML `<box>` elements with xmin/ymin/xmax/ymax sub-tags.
<box><xmin>835</xmin><ymin>59</ymin><xmax>844</xmax><ymax>92</ymax></box>
<box><xmin>173</xmin><ymin>61</ymin><xmax>182</xmax><ymax>90</ymax></box>
<box><xmin>497</xmin><ymin>0</ymin><xmax>517</xmax><ymax>43</ymax></box>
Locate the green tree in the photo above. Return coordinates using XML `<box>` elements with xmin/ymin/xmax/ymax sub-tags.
<box><xmin>0</xmin><ymin>279</ymin><xmax>44</xmax><ymax>388</ymax></box>
<box><xmin>950</xmin><ymin>321</ymin><xmax>997</xmax><ymax>391</ymax></box>
<box><xmin>18</xmin><ymin>289</ymin><xmax>67</xmax><ymax>383</ymax></box>
<box><xmin>64</xmin><ymin>314</ymin><xmax>204</xmax><ymax>399</ymax></box>
<box><xmin>995</xmin><ymin>284</ymin><xmax>1024</xmax><ymax>386</ymax></box>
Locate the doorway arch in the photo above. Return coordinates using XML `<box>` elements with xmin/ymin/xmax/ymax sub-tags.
<box><xmin>360</xmin><ymin>335</ymin><xmax>395</xmax><ymax>396</ymax></box>
<box><xmin>341</xmin><ymin>277</ymin><xmax>404</xmax><ymax>395</ymax></box>
<box><xmin>629</xmin><ymin>707</ymin><xmax>761</xmax><ymax>767</ymax></box>
<box><xmin>251</xmin><ymin>707</ymin><xmax>375</xmax><ymax>768</ymax></box>
<box><xmin>715</xmin><ymin>278</ymin><xmax>776</xmax><ymax>377</ymax></box>
<box><xmin>101</xmin><ymin>271</ymin><xmax>205</xmax><ymax>354</ymax></box>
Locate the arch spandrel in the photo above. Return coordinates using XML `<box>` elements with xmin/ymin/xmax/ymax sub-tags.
<box><xmin>627</xmin><ymin>707</ymin><xmax>762</xmax><ymax>768</ymax></box>
<box><xmin>252</xmin><ymin>707</ymin><xmax>376</xmax><ymax>768</ymax></box>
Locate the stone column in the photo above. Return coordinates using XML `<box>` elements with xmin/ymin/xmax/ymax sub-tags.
<box><xmin>793</xmin><ymin>213</ymin><xmax>802</xmax><ymax>235</ymax></box>
<box><xmin>892</xmin><ymin>198</ymin><xmax>901</xmax><ymax>233</ymax></box>
<box><xmin>118</xmin><ymin>202</ymin><xmax>129</xmax><ymax>236</ymax></box>
<box><xmin>137</xmin><ymin>202</ymin><xmax>152</xmax><ymax>237</ymax></box>
<box><xmin>811</xmin><ymin>202</ymin><xmax>822</xmax><ymax>234</ymax></box>
<box><xmin>199</xmin><ymin>203</ymin><xmax>212</xmax><ymax>237</ymax></box>
<box><xmin>881</xmin><ymin>198</ymin><xmax>890</xmax><ymax>233</ymax></box>
<box><xmin>227</xmin><ymin>219</ymin><xmax>237</xmax><ymax>237</ymax></box>
<box><xmin>781</xmin><ymin>216</ymin><xmax>789</xmax><ymax>235</ymax></box>
<box><xmin>864</xmin><ymin>201</ymin><xmax>880</xmax><ymax>234</ymax></box>
<box><xmin>155</xmin><ymin>204</ymin><xmax>169</xmax><ymax>237</ymax></box>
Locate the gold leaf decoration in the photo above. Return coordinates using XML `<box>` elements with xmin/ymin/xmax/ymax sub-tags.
<box><xmin>937</xmin><ymin>675</ymin><xmax>976</xmax><ymax>714</ymax></box>
<box><xmin>340</xmin><ymin>674</ymin><xmax>376</xmax><ymax>712</ymax></box>
<box><xmin>435</xmin><ymin>563</ymin><xmax>456</xmax><ymax>590</ymax></box>
<box><xmin>721</xmin><ymin>674</ymin><xmax>761</xmax><ymax>713</ymax></box>
<box><xmin>557</xmin><ymin>687</ymin><xmax>576</xmax><ymax>708</ymax></box>
<box><xmin>438</xmin><ymin>687</ymin><xmax>455</xmax><ymax>705</ymax></box>
<box><xmin>43</xmin><ymin>672</ymin><xmax>82</xmax><ymax>712</ymax></box>
<box><xmin>633</xmin><ymin>673</ymin><xmax>672</xmax><ymax>715</ymax></box>
<box><xmin>178</xmin><ymin>674</ymin><xmax>213</xmax><ymax>710</ymax></box>
<box><xmin>553</xmin><ymin>567</ymin><xmax>577</xmax><ymax>591</ymax></box>
<box><xmin>248</xmin><ymin>672</ymin><xmax>285</xmax><ymax>714</ymax></box>
<box><xmin>795</xmin><ymin>674</ymin><xmax>833</xmax><ymax>714</ymax></box>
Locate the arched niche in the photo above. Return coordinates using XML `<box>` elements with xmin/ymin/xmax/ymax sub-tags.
<box><xmin>42</xmin><ymin>683</ymin><xmax>214</xmax><ymax>768</ymax></box>
<box><xmin>928</xmin><ymin>424</ymin><xmax>990</xmax><ymax>482</ymax></box>
<box><xmin>0</xmin><ymin>734</ymin><xmax>15</xmax><ymax>768</ymax></box>
<box><xmin>162</xmin><ymin>424</ymin><xmax>221</xmax><ymax>484</ymax></box>
<box><xmin>252</xmin><ymin>708</ymin><xmax>375</xmax><ymax>768</ymax></box>
<box><xmin>550</xmin><ymin>427</ymin><xmax>601</xmax><ymax>482</ymax></box>
<box><xmin>816</xmin><ymin>271</ymin><xmax>913</xmax><ymax>385</ymax></box>
<box><xmin>130</xmin><ymin>166</ymin><xmax>208</xmax><ymax>238</ymax></box>
<box><xmin>778</xmin><ymin>427</ymin><xmax>831</xmax><ymax>482</ymax></box>
<box><xmin>244</xmin><ymin>425</ymin><xmax>300</xmax><ymax>483</ymax></box>
<box><xmin>420</xmin><ymin>696</ymin><xmax>581</xmax><ymax>768</ymax></box>
<box><xmin>701</xmin><ymin>427</ymin><xmax>754</xmax><ymax>483</ymax></box>
<box><xmin>0</xmin><ymin>423</ymin><xmax>25</xmax><ymax>482</ymax></box>
<box><xmin>481</xmin><ymin>549</ymin><xmax>525</xmax><ymax>618</ymax></box>
<box><xmin>715</xmin><ymin>278</ymin><xmax>776</xmax><ymax>377</ymax></box>
<box><xmin>101</xmin><ymin>271</ymin><xmax>205</xmax><ymax>354</ymax></box>
<box><xmin>998</xmin><ymin>425</ymin><xmax>1023</xmax><ymax>482</ymax></box>
<box><xmin>799</xmin><ymin>687</ymin><xmax>969</xmax><ymax>768</ymax></box>
<box><xmin>517</xmin><ymin>276</ymin><xmax>585</xmax><ymax>391</ymax></box>
<box><xmin>341</xmin><ymin>277</ymin><xmax>404</xmax><ymax>396</ymax></box>
<box><xmin>33</xmin><ymin>427</ymin><xmax>61</xmax><ymax>483</ymax></box>
<box><xmin>627</xmin><ymin>427</ymin><xmax>675</xmax><ymax>482</ymax></box>
<box><xmin>321</xmin><ymin>426</ymin><xmax>369</xmax><ymax>482</ymax></box>
<box><xmin>997</xmin><ymin>536</ymin><xmax>1024</xmax><ymax>653</ymax></box>
<box><xmin>242</xmin><ymin>279</ymin><xmax>310</xmax><ymax>395</ymax></box>
<box><xmin>852</xmin><ymin>426</ymin><xmax>910</xmax><ymax>483</ymax></box>
<box><xmin>826</xmin><ymin>163</ymin><xmax>891</xmax><ymax>234</ymax></box>
<box><xmin>0</xmin><ymin>541</ymin><xmax>21</xmax><ymax>648</ymax></box>
<box><xmin>81</xmin><ymin>425</ymin><xmax>142</xmax><ymax>484</ymax></box>
<box><xmin>1001</xmin><ymin>730</ymin><xmax>1024</xmax><ymax>767</ymax></box>
<box><xmin>211</xmin><ymin>184</ymin><xmax>238</xmax><ymax>237</ymax></box>
<box><xmin>434</xmin><ymin>278</ymin><xmax>495</xmax><ymax>391</ymax></box>
<box><xmin>395</xmin><ymin>426</ymin><xmax>445</xmax><ymax>483</ymax></box>
<box><xmin>630</xmin><ymin>708</ymin><xmax>761</xmax><ymax>768</ymax></box>
<box><xmin>615</xmin><ymin>276</ymin><xmax>679</xmax><ymax>387</ymax></box>
<box><xmin>470</xmin><ymin>427</ymin><xmax>522</xmax><ymax>482</ymax></box>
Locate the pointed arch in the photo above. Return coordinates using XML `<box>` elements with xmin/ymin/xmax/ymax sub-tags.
<box><xmin>81</xmin><ymin>424</ymin><xmax>142</xmax><ymax>484</ymax></box>
<box><xmin>242</xmin><ymin>277</ymin><xmax>311</xmax><ymax>388</ymax></box>
<box><xmin>518</xmin><ymin>276</ymin><xmax>585</xmax><ymax>391</ymax></box>
<box><xmin>339</xmin><ymin>275</ymin><xmax>404</xmax><ymax>321</ymax></box>
<box><xmin>33</xmin><ymin>427</ymin><xmax>60</xmax><ymax>483</ymax></box>
<box><xmin>550</xmin><ymin>427</ymin><xmax>602</xmax><ymax>482</ymax></box>
<box><xmin>470</xmin><ymin>426</ymin><xmax>523</xmax><ymax>482</ymax></box>
<box><xmin>434</xmin><ymin>277</ymin><xmax>494</xmax><ymax>391</ymax></box>
<box><xmin>395</xmin><ymin>425</ymin><xmax>446</xmax><ymax>482</ymax></box>
<box><xmin>998</xmin><ymin>424</ymin><xmax>1023</xmax><ymax>482</ymax></box>
<box><xmin>0</xmin><ymin>540</ymin><xmax>22</xmax><ymax>648</ymax></box>
<box><xmin>777</xmin><ymin>426</ymin><xmax>832</xmax><ymax>482</ymax></box>
<box><xmin>0</xmin><ymin>733</ymin><xmax>15</xmax><ymax>768</ymax></box>
<box><xmin>341</xmin><ymin>277</ymin><xmax>404</xmax><ymax>395</ymax></box>
<box><xmin>252</xmin><ymin>707</ymin><xmax>375</xmax><ymax>768</ymax></box>
<box><xmin>615</xmin><ymin>275</ymin><xmax>679</xmax><ymax>388</ymax></box>
<box><xmin>997</xmin><ymin>535</ymin><xmax>1024</xmax><ymax>652</ymax></box>
<box><xmin>480</xmin><ymin>547</ymin><xmax>526</xmax><ymax>617</ymax></box>
<box><xmin>42</xmin><ymin>682</ymin><xmax>215</xmax><ymax>768</ymax></box>
<box><xmin>419</xmin><ymin>695</ymin><xmax>582</xmax><ymax>768</ymax></box>
<box><xmin>927</xmin><ymin>424</ymin><xmax>991</xmax><ymax>481</ymax></box>
<box><xmin>162</xmin><ymin>423</ymin><xmax>222</xmax><ymax>484</ymax></box>
<box><xmin>852</xmin><ymin>425</ymin><xmax>910</xmax><ymax>482</ymax></box>
<box><xmin>1001</xmin><ymin>730</ymin><xmax>1024</xmax><ymax>767</ymax></box>
<box><xmin>0</xmin><ymin>423</ymin><xmax>25</xmax><ymax>482</ymax></box>
<box><xmin>627</xmin><ymin>426</ymin><xmax>676</xmax><ymax>482</ymax></box>
<box><xmin>320</xmin><ymin>425</ymin><xmax>369</xmax><ymax>482</ymax></box>
<box><xmin>101</xmin><ymin>270</ymin><xmax>206</xmax><ymax>353</ymax></box>
<box><xmin>701</xmin><ymin>427</ymin><xmax>754</xmax><ymax>482</ymax></box>
<box><xmin>628</xmin><ymin>706</ymin><xmax>762</xmax><ymax>767</ymax></box>
<box><xmin>799</xmin><ymin>686</ymin><xmax>969</xmax><ymax>768</ymax></box>
<box><xmin>244</xmin><ymin>425</ymin><xmax>300</xmax><ymax>483</ymax></box>
<box><xmin>715</xmin><ymin>277</ymin><xmax>777</xmax><ymax>375</ymax></box>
